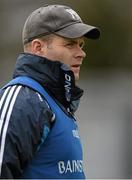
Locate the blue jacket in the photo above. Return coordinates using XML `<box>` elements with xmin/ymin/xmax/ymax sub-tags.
<box><xmin>0</xmin><ymin>53</ymin><xmax>84</xmax><ymax>179</ymax></box>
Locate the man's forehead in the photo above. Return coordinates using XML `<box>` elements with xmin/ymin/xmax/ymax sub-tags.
<box><xmin>51</xmin><ymin>34</ymin><xmax>85</xmax><ymax>43</ymax></box>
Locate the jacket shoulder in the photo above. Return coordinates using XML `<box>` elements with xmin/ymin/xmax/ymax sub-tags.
<box><xmin>0</xmin><ymin>85</ymin><xmax>54</xmax><ymax>178</ymax></box>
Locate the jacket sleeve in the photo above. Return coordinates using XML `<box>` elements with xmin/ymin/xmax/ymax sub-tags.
<box><xmin>0</xmin><ymin>85</ymin><xmax>54</xmax><ymax>179</ymax></box>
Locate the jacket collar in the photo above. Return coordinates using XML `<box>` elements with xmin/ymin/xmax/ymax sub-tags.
<box><xmin>13</xmin><ymin>53</ymin><xmax>83</xmax><ymax>112</ymax></box>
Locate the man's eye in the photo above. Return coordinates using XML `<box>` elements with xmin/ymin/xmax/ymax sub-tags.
<box><xmin>66</xmin><ymin>43</ymin><xmax>74</xmax><ymax>47</ymax></box>
<box><xmin>64</xmin><ymin>43</ymin><xmax>75</xmax><ymax>49</ymax></box>
<box><xmin>80</xmin><ymin>42</ymin><xmax>84</xmax><ymax>49</ymax></box>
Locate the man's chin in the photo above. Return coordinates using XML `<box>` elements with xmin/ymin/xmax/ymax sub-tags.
<box><xmin>74</xmin><ymin>74</ymin><xmax>80</xmax><ymax>81</ymax></box>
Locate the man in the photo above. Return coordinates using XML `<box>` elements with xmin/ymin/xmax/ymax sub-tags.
<box><xmin>0</xmin><ymin>4</ymin><xmax>100</xmax><ymax>179</ymax></box>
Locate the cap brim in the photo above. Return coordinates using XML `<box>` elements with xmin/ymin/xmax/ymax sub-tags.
<box><xmin>55</xmin><ymin>23</ymin><xmax>100</xmax><ymax>39</ymax></box>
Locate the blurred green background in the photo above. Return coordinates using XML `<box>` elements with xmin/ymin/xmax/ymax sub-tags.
<box><xmin>0</xmin><ymin>0</ymin><xmax>132</xmax><ymax>178</ymax></box>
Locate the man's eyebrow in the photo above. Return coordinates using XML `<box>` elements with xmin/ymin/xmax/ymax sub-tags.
<box><xmin>64</xmin><ymin>38</ymin><xmax>84</xmax><ymax>44</ymax></box>
<box><xmin>64</xmin><ymin>39</ymin><xmax>76</xmax><ymax>43</ymax></box>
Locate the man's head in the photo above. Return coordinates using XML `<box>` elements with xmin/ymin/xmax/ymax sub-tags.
<box><xmin>22</xmin><ymin>4</ymin><xmax>100</xmax><ymax>80</ymax></box>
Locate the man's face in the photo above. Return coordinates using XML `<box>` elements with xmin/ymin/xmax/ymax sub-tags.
<box><xmin>40</xmin><ymin>35</ymin><xmax>86</xmax><ymax>80</ymax></box>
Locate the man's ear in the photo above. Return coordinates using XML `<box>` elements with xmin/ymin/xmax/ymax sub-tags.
<box><xmin>31</xmin><ymin>39</ymin><xmax>45</xmax><ymax>56</ymax></box>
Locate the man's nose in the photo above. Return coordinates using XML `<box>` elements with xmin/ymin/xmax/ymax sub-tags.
<box><xmin>76</xmin><ymin>46</ymin><xmax>86</xmax><ymax>59</ymax></box>
<box><xmin>81</xmin><ymin>49</ymin><xmax>86</xmax><ymax>58</ymax></box>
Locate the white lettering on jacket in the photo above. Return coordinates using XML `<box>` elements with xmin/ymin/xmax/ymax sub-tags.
<box><xmin>64</xmin><ymin>74</ymin><xmax>71</xmax><ymax>102</ymax></box>
<box><xmin>72</xmin><ymin>129</ymin><xmax>80</xmax><ymax>139</ymax></box>
<box><xmin>58</xmin><ymin>160</ymin><xmax>83</xmax><ymax>174</ymax></box>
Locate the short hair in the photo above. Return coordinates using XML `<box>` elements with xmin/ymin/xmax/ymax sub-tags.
<box><xmin>23</xmin><ymin>34</ymin><xmax>55</xmax><ymax>52</ymax></box>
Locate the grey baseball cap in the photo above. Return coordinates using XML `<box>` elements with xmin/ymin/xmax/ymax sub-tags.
<box><xmin>22</xmin><ymin>4</ymin><xmax>100</xmax><ymax>44</ymax></box>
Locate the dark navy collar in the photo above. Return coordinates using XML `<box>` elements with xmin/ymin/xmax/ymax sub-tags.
<box><xmin>13</xmin><ymin>53</ymin><xmax>83</xmax><ymax>112</ymax></box>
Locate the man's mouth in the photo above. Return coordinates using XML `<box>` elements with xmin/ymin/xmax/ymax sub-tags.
<box><xmin>71</xmin><ymin>64</ymin><xmax>81</xmax><ymax>72</ymax></box>
<box><xmin>71</xmin><ymin>64</ymin><xmax>81</xmax><ymax>68</ymax></box>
